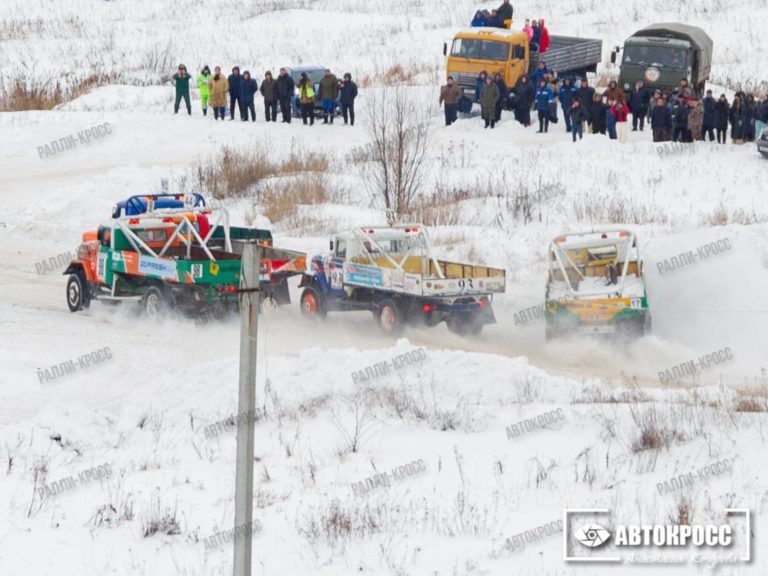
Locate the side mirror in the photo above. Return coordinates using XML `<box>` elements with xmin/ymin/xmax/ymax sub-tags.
<box><xmin>610</xmin><ymin>51</ymin><xmax>616</xmax><ymax>64</ymax></box>
<box><xmin>329</xmin><ymin>238</ymin><xmax>334</xmax><ymax>252</ymax></box>
<box><xmin>443</xmin><ymin>42</ymin><xmax>447</xmax><ymax>57</ymax></box>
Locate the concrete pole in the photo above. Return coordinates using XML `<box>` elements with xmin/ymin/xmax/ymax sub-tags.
<box><xmin>233</xmin><ymin>243</ymin><xmax>260</xmax><ymax>576</ymax></box>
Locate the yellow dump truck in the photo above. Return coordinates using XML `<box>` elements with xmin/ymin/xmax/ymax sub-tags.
<box><xmin>444</xmin><ymin>26</ymin><xmax>602</xmax><ymax>102</ymax></box>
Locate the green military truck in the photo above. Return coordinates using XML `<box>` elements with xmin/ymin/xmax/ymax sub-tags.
<box><xmin>611</xmin><ymin>23</ymin><xmax>713</xmax><ymax>97</ymax></box>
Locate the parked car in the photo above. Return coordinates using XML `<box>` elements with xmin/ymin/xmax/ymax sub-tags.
<box><xmin>284</xmin><ymin>65</ymin><xmax>341</xmax><ymax>118</ymax></box>
<box><xmin>758</xmin><ymin>127</ymin><xmax>768</xmax><ymax>158</ymax></box>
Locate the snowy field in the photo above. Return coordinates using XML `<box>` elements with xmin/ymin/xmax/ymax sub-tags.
<box><xmin>1</xmin><ymin>1</ymin><xmax>768</xmax><ymax>575</ymax></box>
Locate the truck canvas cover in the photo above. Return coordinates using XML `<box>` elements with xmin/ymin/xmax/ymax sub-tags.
<box><xmin>631</xmin><ymin>23</ymin><xmax>713</xmax><ymax>78</ymax></box>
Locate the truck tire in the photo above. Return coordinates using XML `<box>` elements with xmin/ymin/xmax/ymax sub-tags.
<box><xmin>66</xmin><ymin>272</ymin><xmax>90</xmax><ymax>312</ymax></box>
<box><xmin>300</xmin><ymin>287</ymin><xmax>326</xmax><ymax>320</ymax></box>
<box><xmin>377</xmin><ymin>299</ymin><xmax>403</xmax><ymax>335</ymax></box>
<box><xmin>143</xmin><ymin>286</ymin><xmax>171</xmax><ymax>317</ymax></box>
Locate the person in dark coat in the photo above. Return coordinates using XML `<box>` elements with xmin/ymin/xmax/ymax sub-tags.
<box><xmin>339</xmin><ymin>73</ymin><xmax>358</xmax><ymax>126</ymax></box>
<box><xmin>534</xmin><ymin>79</ymin><xmax>553</xmax><ymax>133</ymax></box>
<box><xmin>743</xmin><ymin>94</ymin><xmax>756</xmax><ymax>142</ymax></box>
<box><xmin>493</xmin><ymin>72</ymin><xmax>507</xmax><ymax>122</ymax></box>
<box><xmin>590</xmin><ymin>92</ymin><xmax>607</xmax><ymax>134</ymax></box>
<box><xmin>497</xmin><ymin>1</ymin><xmax>513</xmax><ymax>25</ymax></box>
<box><xmin>439</xmin><ymin>76</ymin><xmax>462</xmax><ymax>126</ymax></box>
<box><xmin>558</xmin><ymin>78</ymin><xmax>577</xmax><ymax>132</ymax></box>
<box><xmin>730</xmin><ymin>96</ymin><xmax>745</xmax><ymax>143</ymax></box>
<box><xmin>701</xmin><ymin>89</ymin><xmax>716</xmax><ymax>141</ymax></box>
<box><xmin>260</xmin><ymin>71</ymin><xmax>277</xmax><ymax>122</ymax></box>
<box><xmin>628</xmin><ymin>80</ymin><xmax>651</xmax><ymax>131</ymax></box>
<box><xmin>172</xmin><ymin>64</ymin><xmax>192</xmax><ymax>115</ymax></box>
<box><xmin>479</xmin><ymin>76</ymin><xmax>500</xmax><ymax>128</ymax></box>
<box><xmin>650</xmin><ymin>97</ymin><xmax>672</xmax><ymax>142</ymax></box>
<box><xmin>671</xmin><ymin>96</ymin><xmax>690</xmax><ymax>142</ymax></box>
<box><xmin>475</xmin><ymin>71</ymin><xmax>488</xmax><ymax>103</ymax></box>
<box><xmin>576</xmin><ymin>79</ymin><xmax>596</xmax><ymax>126</ymax></box>
<box><xmin>531</xmin><ymin>19</ymin><xmax>541</xmax><ymax>50</ymax></box>
<box><xmin>714</xmin><ymin>94</ymin><xmax>729</xmax><ymax>144</ymax></box>
<box><xmin>276</xmin><ymin>68</ymin><xmax>295</xmax><ymax>123</ymax></box>
<box><xmin>227</xmin><ymin>67</ymin><xmax>242</xmax><ymax>121</ymax></box>
<box><xmin>568</xmin><ymin>99</ymin><xmax>587</xmax><ymax>141</ymax></box>
<box><xmin>513</xmin><ymin>75</ymin><xmax>534</xmax><ymax>126</ymax></box>
<box><xmin>238</xmin><ymin>71</ymin><xmax>258</xmax><ymax>122</ymax></box>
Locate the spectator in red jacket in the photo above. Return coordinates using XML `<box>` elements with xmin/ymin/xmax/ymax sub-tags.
<box><xmin>612</xmin><ymin>99</ymin><xmax>630</xmax><ymax>142</ymax></box>
<box><xmin>538</xmin><ymin>19</ymin><xmax>551</xmax><ymax>53</ymax></box>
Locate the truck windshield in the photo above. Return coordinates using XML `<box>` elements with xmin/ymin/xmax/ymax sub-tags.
<box><xmin>451</xmin><ymin>38</ymin><xmax>509</xmax><ymax>61</ymax></box>
<box><xmin>623</xmin><ymin>45</ymin><xmax>688</xmax><ymax>69</ymax></box>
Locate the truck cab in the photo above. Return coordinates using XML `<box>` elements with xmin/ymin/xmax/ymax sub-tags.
<box><xmin>612</xmin><ymin>23</ymin><xmax>713</xmax><ymax>98</ymax></box>
<box><xmin>444</xmin><ymin>27</ymin><xmax>601</xmax><ymax>104</ymax></box>
<box><xmin>445</xmin><ymin>28</ymin><xmax>529</xmax><ymax>99</ymax></box>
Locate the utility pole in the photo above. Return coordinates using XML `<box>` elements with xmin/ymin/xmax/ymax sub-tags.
<box><xmin>233</xmin><ymin>242</ymin><xmax>260</xmax><ymax>576</ymax></box>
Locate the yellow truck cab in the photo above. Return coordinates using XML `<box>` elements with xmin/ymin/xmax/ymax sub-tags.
<box><xmin>445</xmin><ymin>28</ymin><xmax>529</xmax><ymax>99</ymax></box>
<box><xmin>444</xmin><ymin>27</ymin><xmax>602</xmax><ymax>102</ymax></box>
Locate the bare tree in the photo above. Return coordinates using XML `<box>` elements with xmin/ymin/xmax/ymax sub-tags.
<box><xmin>363</xmin><ymin>83</ymin><xmax>432</xmax><ymax>215</ymax></box>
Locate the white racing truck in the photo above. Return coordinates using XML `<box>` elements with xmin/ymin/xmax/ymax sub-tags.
<box><xmin>544</xmin><ymin>230</ymin><xmax>651</xmax><ymax>338</ymax></box>
<box><xmin>298</xmin><ymin>224</ymin><xmax>506</xmax><ymax>335</ymax></box>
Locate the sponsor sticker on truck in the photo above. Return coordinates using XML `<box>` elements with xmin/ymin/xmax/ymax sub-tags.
<box><xmin>138</xmin><ymin>255</ymin><xmax>178</xmax><ymax>280</ymax></box>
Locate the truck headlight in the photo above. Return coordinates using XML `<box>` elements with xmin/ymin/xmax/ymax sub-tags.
<box><xmin>623</xmin><ymin>83</ymin><xmax>630</xmax><ymax>90</ymax></box>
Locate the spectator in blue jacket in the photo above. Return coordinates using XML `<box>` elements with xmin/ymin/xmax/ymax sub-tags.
<box><xmin>471</xmin><ymin>10</ymin><xmax>489</xmax><ymax>26</ymax></box>
<box><xmin>558</xmin><ymin>78</ymin><xmax>577</xmax><ymax>132</ymax></box>
<box><xmin>475</xmin><ymin>71</ymin><xmax>488</xmax><ymax>103</ymax></box>
<box><xmin>701</xmin><ymin>89</ymin><xmax>716</xmax><ymax>141</ymax></box>
<box><xmin>227</xmin><ymin>66</ymin><xmax>242</xmax><ymax>121</ymax></box>
<box><xmin>650</xmin><ymin>97</ymin><xmax>672</xmax><ymax>142</ymax></box>
<box><xmin>339</xmin><ymin>73</ymin><xmax>358</xmax><ymax>126</ymax></box>
<box><xmin>238</xmin><ymin>71</ymin><xmax>258</xmax><ymax>122</ymax></box>
<box><xmin>535</xmin><ymin>79</ymin><xmax>553</xmax><ymax>133</ymax></box>
<box><xmin>532</xmin><ymin>61</ymin><xmax>549</xmax><ymax>85</ymax></box>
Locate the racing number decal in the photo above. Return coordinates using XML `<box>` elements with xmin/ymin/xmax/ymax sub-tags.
<box><xmin>457</xmin><ymin>278</ymin><xmax>474</xmax><ymax>291</ymax></box>
<box><xmin>97</xmin><ymin>252</ymin><xmax>107</xmax><ymax>280</ymax></box>
<box><xmin>630</xmin><ymin>298</ymin><xmax>642</xmax><ymax>309</ymax></box>
<box><xmin>191</xmin><ymin>264</ymin><xmax>203</xmax><ymax>279</ymax></box>
<box><xmin>330</xmin><ymin>268</ymin><xmax>343</xmax><ymax>290</ymax></box>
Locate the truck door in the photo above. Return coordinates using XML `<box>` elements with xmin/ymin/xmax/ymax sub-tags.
<box><xmin>508</xmin><ymin>43</ymin><xmax>527</xmax><ymax>88</ymax></box>
<box><xmin>328</xmin><ymin>238</ymin><xmax>346</xmax><ymax>292</ymax></box>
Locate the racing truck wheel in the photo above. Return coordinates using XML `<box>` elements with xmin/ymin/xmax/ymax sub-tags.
<box><xmin>300</xmin><ymin>287</ymin><xmax>326</xmax><ymax>320</ymax></box>
<box><xmin>143</xmin><ymin>286</ymin><xmax>171</xmax><ymax>317</ymax></box>
<box><xmin>66</xmin><ymin>272</ymin><xmax>90</xmax><ymax>312</ymax></box>
<box><xmin>377</xmin><ymin>299</ymin><xmax>403</xmax><ymax>335</ymax></box>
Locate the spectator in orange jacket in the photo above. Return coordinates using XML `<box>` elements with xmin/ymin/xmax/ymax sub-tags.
<box><xmin>538</xmin><ymin>19</ymin><xmax>550</xmax><ymax>53</ymax></box>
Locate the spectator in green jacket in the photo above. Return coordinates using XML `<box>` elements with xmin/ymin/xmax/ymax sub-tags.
<box><xmin>318</xmin><ymin>69</ymin><xmax>339</xmax><ymax>124</ymax></box>
<box><xmin>196</xmin><ymin>65</ymin><xmax>212</xmax><ymax>116</ymax></box>
<box><xmin>172</xmin><ymin>64</ymin><xmax>192</xmax><ymax>115</ymax></box>
<box><xmin>480</xmin><ymin>76</ymin><xmax>500</xmax><ymax>129</ymax></box>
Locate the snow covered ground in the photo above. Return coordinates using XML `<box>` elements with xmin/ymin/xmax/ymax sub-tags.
<box><xmin>1</xmin><ymin>1</ymin><xmax>768</xmax><ymax>575</ymax></box>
